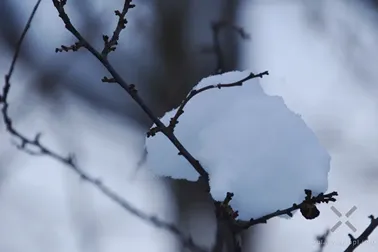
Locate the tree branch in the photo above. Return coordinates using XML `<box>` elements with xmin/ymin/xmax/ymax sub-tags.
<box><xmin>0</xmin><ymin>1</ymin><xmax>207</xmax><ymax>251</ymax></box>
<box><xmin>344</xmin><ymin>215</ymin><xmax>378</xmax><ymax>252</ymax></box>
<box><xmin>6</xmin><ymin>2</ymin><xmax>374</xmax><ymax>252</ymax></box>
<box><xmin>215</xmin><ymin>190</ymin><xmax>338</xmax><ymax>232</ymax></box>
<box><xmin>52</xmin><ymin>0</ymin><xmax>210</xmax><ymax>180</ymax></box>
<box><xmin>50</xmin><ymin>2</ymin><xmax>346</xmax><ymax>251</ymax></box>
<box><xmin>101</xmin><ymin>0</ymin><xmax>135</xmax><ymax>58</ymax></box>
<box><xmin>313</xmin><ymin>215</ymin><xmax>378</xmax><ymax>252</ymax></box>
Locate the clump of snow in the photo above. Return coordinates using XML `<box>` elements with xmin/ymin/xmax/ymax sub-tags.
<box><xmin>145</xmin><ymin>71</ymin><xmax>331</xmax><ymax>220</ymax></box>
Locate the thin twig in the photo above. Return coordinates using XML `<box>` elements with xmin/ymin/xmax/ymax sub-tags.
<box><xmin>35</xmin><ymin>2</ymin><xmax>378</xmax><ymax>252</ymax></box>
<box><xmin>147</xmin><ymin>71</ymin><xmax>269</xmax><ymax>136</ymax></box>
<box><xmin>101</xmin><ymin>0</ymin><xmax>135</xmax><ymax>58</ymax></box>
<box><xmin>1</xmin><ymin>0</ymin><xmax>42</xmax><ymax>133</ymax></box>
<box><xmin>0</xmin><ymin>2</ymin><xmax>207</xmax><ymax>252</ymax></box>
<box><xmin>344</xmin><ymin>215</ymin><xmax>378</xmax><ymax>252</ymax></box>
<box><xmin>52</xmin><ymin>0</ymin><xmax>209</xmax><ymax>180</ymax></box>
<box><xmin>235</xmin><ymin>191</ymin><xmax>338</xmax><ymax>231</ymax></box>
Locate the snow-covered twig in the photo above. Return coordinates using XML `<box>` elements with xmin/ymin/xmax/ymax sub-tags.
<box><xmin>147</xmin><ymin>70</ymin><xmax>269</xmax><ymax>136</ymax></box>
<box><xmin>0</xmin><ymin>1</ymin><xmax>207</xmax><ymax>252</ymax></box>
<box><xmin>51</xmin><ymin>1</ymin><xmax>342</xmax><ymax>251</ymax></box>
<box><xmin>148</xmin><ymin>22</ymin><xmax>259</xmax><ymax>137</ymax></box>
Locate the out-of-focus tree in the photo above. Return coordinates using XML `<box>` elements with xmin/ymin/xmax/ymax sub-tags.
<box><xmin>0</xmin><ymin>0</ymin><xmax>259</xmax><ymax>251</ymax></box>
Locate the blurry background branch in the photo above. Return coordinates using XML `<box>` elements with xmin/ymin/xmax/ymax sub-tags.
<box><xmin>50</xmin><ymin>2</ymin><xmax>275</xmax><ymax>252</ymax></box>
<box><xmin>1</xmin><ymin>0</ymin><xmax>253</xmax><ymax>250</ymax></box>
<box><xmin>5</xmin><ymin>0</ymin><xmax>378</xmax><ymax>252</ymax></box>
<box><xmin>0</xmin><ymin>1</ymin><xmax>206</xmax><ymax>252</ymax></box>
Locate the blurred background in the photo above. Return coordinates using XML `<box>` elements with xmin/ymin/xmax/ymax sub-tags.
<box><xmin>1</xmin><ymin>0</ymin><xmax>378</xmax><ymax>251</ymax></box>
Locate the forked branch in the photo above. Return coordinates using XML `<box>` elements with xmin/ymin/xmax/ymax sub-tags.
<box><xmin>2</xmin><ymin>1</ymin><xmax>377</xmax><ymax>252</ymax></box>
<box><xmin>0</xmin><ymin>1</ymin><xmax>206</xmax><ymax>251</ymax></box>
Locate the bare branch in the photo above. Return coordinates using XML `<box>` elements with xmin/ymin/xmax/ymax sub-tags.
<box><xmin>1</xmin><ymin>0</ymin><xmax>42</xmax><ymax>131</ymax></box>
<box><xmin>344</xmin><ymin>215</ymin><xmax>378</xmax><ymax>252</ymax></box>
<box><xmin>0</xmin><ymin>1</ymin><xmax>207</xmax><ymax>252</ymax></box>
<box><xmin>215</xmin><ymin>190</ymin><xmax>338</xmax><ymax>232</ymax></box>
<box><xmin>55</xmin><ymin>41</ymin><xmax>83</xmax><ymax>52</ymax></box>
<box><xmin>52</xmin><ymin>0</ymin><xmax>210</xmax><ymax>180</ymax></box>
<box><xmin>7</xmin><ymin>2</ymin><xmax>365</xmax><ymax>252</ymax></box>
<box><xmin>314</xmin><ymin>216</ymin><xmax>378</xmax><ymax>252</ymax></box>
<box><xmin>101</xmin><ymin>0</ymin><xmax>135</xmax><ymax>58</ymax></box>
<box><xmin>50</xmin><ymin>1</ymin><xmax>341</xmax><ymax>249</ymax></box>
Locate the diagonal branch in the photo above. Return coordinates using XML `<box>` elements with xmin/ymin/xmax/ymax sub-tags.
<box><xmin>0</xmin><ymin>1</ymin><xmax>207</xmax><ymax>252</ymax></box>
<box><xmin>1</xmin><ymin>0</ymin><xmax>42</xmax><ymax>131</ymax></box>
<box><xmin>101</xmin><ymin>0</ymin><xmax>135</xmax><ymax>58</ymax></box>
<box><xmin>344</xmin><ymin>215</ymin><xmax>378</xmax><ymax>252</ymax></box>
<box><xmin>52</xmin><ymin>0</ymin><xmax>210</xmax><ymax>180</ymax></box>
<box><xmin>50</xmin><ymin>2</ymin><xmax>345</xmax><ymax>251</ymax></box>
<box><xmin>11</xmin><ymin>2</ymin><xmax>371</xmax><ymax>252</ymax></box>
<box><xmin>313</xmin><ymin>216</ymin><xmax>378</xmax><ymax>252</ymax></box>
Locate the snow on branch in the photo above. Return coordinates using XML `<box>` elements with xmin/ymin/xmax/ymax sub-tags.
<box><xmin>147</xmin><ymin>70</ymin><xmax>269</xmax><ymax>137</ymax></box>
<box><xmin>146</xmin><ymin>70</ymin><xmax>332</xmax><ymax>219</ymax></box>
<box><xmin>1</xmin><ymin>1</ymin><xmax>378</xmax><ymax>252</ymax></box>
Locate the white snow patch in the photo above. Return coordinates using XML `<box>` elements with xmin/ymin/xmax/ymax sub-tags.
<box><xmin>145</xmin><ymin>71</ymin><xmax>331</xmax><ymax>220</ymax></box>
